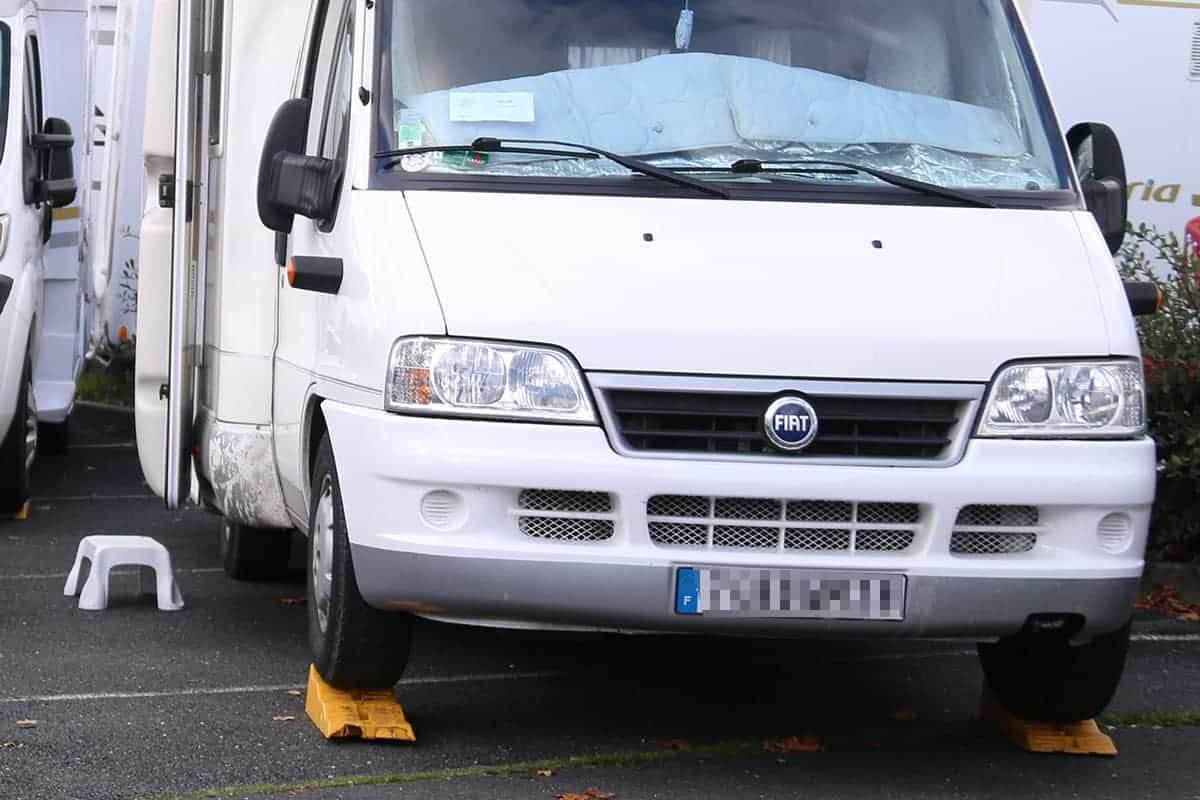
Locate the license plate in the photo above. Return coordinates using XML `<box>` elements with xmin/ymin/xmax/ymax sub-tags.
<box><xmin>675</xmin><ymin>567</ymin><xmax>905</xmax><ymax>621</ymax></box>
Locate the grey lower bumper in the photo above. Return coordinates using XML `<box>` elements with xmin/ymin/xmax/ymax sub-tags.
<box><xmin>352</xmin><ymin>546</ymin><xmax>1138</xmax><ymax>640</ymax></box>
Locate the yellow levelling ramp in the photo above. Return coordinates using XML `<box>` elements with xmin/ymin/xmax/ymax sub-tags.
<box><xmin>305</xmin><ymin>665</ymin><xmax>416</xmax><ymax>742</ymax></box>
<box><xmin>983</xmin><ymin>691</ymin><xmax>1116</xmax><ymax>756</ymax></box>
<box><xmin>0</xmin><ymin>502</ymin><xmax>29</xmax><ymax>522</ymax></box>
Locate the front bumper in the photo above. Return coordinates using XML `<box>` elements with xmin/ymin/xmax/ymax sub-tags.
<box><xmin>323</xmin><ymin>402</ymin><xmax>1155</xmax><ymax>640</ymax></box>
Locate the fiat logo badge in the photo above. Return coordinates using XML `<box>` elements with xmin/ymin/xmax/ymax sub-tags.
<box><xmin>764</xmin><ymin>396</ymin><xmax>819</xmax><ymax>452</ymax></box>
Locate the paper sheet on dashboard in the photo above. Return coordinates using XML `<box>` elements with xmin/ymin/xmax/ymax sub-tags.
<box><xmin>448</xmin><ymin>91</ymin><xmax>536</xmax><ymax>123</ymax></box>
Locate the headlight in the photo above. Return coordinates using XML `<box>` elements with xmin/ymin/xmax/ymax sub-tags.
<box><xmin>386</xmin><ymin>337</ymin><xmax>596</xmax><ymax>423</ymax></box>
<box><xmin>978</xmin><ymin>359</ymin><xmax>1145</xmax><ymax>438</ymax></box>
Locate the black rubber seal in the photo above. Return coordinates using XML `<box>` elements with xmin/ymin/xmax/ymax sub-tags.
<box><xmin>0</xmin><ymin>275</ymin><xmax>12</xmax><ymax>316</ymax></box>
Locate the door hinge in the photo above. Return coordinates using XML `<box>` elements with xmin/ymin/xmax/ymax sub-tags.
<box><xmin>158</xmin><ymin>174</ymin><xmax>175</xmax><ymax>208</ymax></box>
<box><xmin>158</xmin><ymin>175</ymin><xmax>195</xmax><ymax>221</ymax></box>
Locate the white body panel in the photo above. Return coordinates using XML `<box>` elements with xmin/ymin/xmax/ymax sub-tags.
<box><xmin>406</xmin><ymin>194</ymin><xmax>1136</xmax><ymax>382</ymax></box>
<box><xmin>1</xmin><ymin>0</ymin><xmax>87</xmax><ymax>446</ymax></box>
<box><xmin>35</xmin><ymin>1</ymin><xmax>87</xmax><ymax>423</ymax></box>
<box><xmin>131</xmin><ymin>0</ymin><xmax>175</xmax><ymax>498</ymax></box>
<box><xmin>1033</xmin><ymin>0</ymin><xmax>1200</xmax><ymax>237</ymax></box>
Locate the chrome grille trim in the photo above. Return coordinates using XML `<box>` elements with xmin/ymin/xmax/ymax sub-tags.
<box><xmin>589</xmin><ymin>372</ymin><xmax>983</xmax><ymax>467</ymax></box>
<box><xmin>646</xmin><ymin>495</ymin><xmax>922</xmax><ymax>553</ymax></box>
<box><xmin>513</xmin><ymin>490</ymin><xmax>617</xmax><ymax>542</ymax></box>
<box><xmin>951</xmin><ymin>505</ymin><xmax>1042</xmax><ymax>555</ymax></box>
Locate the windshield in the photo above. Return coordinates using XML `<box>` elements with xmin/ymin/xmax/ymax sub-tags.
<box><xmin>374</xmin><ymin>0</ymin><xmax>1071</xmax><ymax>194</ymax></box>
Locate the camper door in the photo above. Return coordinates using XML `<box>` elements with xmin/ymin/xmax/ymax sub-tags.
<box><xmin>134</xmin><ymin>0</ymin><xmax>207</xmax><ymax>508</ymax></box>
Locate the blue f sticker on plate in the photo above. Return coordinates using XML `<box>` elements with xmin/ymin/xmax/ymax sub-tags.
<box><xmin>675</xmin><ymin>568</ymin><xmax>701</xmax><ymax>615</ymax></box>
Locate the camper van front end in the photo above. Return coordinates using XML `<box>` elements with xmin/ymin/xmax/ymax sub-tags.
<box><xmin>235</xmin><ymin>0</ymin><xmax>1159</xmax><ymax>720</ymax></box>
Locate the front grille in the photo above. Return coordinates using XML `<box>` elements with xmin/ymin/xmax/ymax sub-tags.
<box><xmin>516</xmin><ymin>490</ymin><xmax>616</xmax><ymax>542</ymax></box>
<box><xmin>519</xmin><ymin>489</ymin><xmax>612</xmax><ymax>515</ymax></box>
<box><xmin>951</xmin><ymin>505</ymin><xmax>1040</xmax><ymax>555</ymax></box>
<box><xmin>647</xmin><ymin>495</ymin><xmax>920</xmax><ymax>553</ymax></box>
<box><xmin>605</xmin><ymin>389</ymin><xmax>962</xmax><ymax>461</ymax></box>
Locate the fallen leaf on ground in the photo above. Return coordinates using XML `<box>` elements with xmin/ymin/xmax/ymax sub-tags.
<box><xmin>535</xmin><ymin>769</ymin><xmax>556</xmax><ymax>777</ymax></box>
<box><xmin>286</xmin><ymin>690</ymin><xmax>303</xmax><ymax>697</ymax></box>
<box><xmin>272</xmin><ymin>715</ymin><xmax>296</xmax><ymax>722</ymax></box>
<box><xmin>557</xmin><ymin>789</ymin><xmax>615</xmax><ymax>800</ymax></box>
<box><xmin>763</xmin><ymin>736</ymin><xmax>822</xmax><ymax>753</ymax></box>
<box><xmin>278</xmin><ymin>597</ymin><xmax>306</xmax><ymax>606</ymax></box>
<box><xmin>15</xmin><ymin>720</ymin><xmax>38</xmax><ymax>728</ymax></box>
<box><xmin>658</xmin><ymin>738</ymin><xmax>690</xmax><ymax>751</ymax></box>
<box><xmin>891</xmin><ymin>709</ymin><xmax>917</xmax><ymax>722</ymax></box>
<box><xmin>1136</xmin><ymin>586</ymin><xmax>1200</xmax><ymax>621</ymax></box>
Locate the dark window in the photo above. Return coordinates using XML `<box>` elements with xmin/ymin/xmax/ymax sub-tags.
<box><xmin>0</xmin><ymin>24</ymin><xmax>11</xmax><ymax>164</ymax></box>
<box><xmin>22</xmin><ymin>34</ymin><xmax>44</xmax><ymax>205</ymax></box>
<box><xmin>207</xmin><ymin>0</ymin><xmax>225</xmax><ymax>146</ymax></box>
<box><xmin>318</xmin><ymin>9</ymin><xmax>354</xmax><ymax>161</ymax></box>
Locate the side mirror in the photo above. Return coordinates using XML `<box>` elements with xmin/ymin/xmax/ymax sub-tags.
<box><xmin>1066</xmin><ymin>122</ymin><xmax>1127</xmax><ymax>254</ymax></box>
<box><xmin>34</xmin><ymin>118</ymin><xmax>77</xmax><ymax>208</ymax></box>
<box><xmin>258</xmin><ymin>98</ymin><xmax>321</xmax><ymax>234</ymax></box>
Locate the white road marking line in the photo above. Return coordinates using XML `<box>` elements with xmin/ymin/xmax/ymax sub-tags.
<box><xmin>0</xmin><ymin>636</ymin><xmax>1195</xmax><ymax>706</ymax></box>
<box><xmin>0</xmin><ymin>671</ymin><xmax>566</xmax><ymax>705</ymax></box>
<box><xmin>0</xmin><ymin>567</ymin><xmax>225</xmax><ymax>581</ymax></box>
<box><xmin>1132</xmin><ymin>633</ymin><xmax>1200</xmax><ymax>643</ymax></box>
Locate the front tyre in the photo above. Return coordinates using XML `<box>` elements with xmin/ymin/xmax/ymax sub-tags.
<box><xmin>0</xmin><ymin>357</ymin><xmax>36</xmax><ymax>513</ymax></box>
<box><xmin>978</xmin><ymin>622</ymin><xmax>1132</xmax><ymax>723</ymax></box>
<box><xmin>308</xmin><ymin>434</ymin><xmax>412</xmax><ymax>689</ymax></box>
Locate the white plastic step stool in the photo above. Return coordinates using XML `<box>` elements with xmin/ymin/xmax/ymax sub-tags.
<box><xmin>63</xmin><ymin>536</ymin><xmax>185</xmax><ymax>611</ymax></box>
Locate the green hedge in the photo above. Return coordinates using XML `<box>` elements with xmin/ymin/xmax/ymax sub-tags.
<box><xmin>1120</xmin><ymin>225</ymin><xmax>1200</xmax><ymax>560</ymax></box>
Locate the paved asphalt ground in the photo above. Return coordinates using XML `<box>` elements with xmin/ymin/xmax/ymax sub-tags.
<box><xmin>2</xmin><ymin>408</ymin><xmax>1199</xmax><ymax>800</ymax></box>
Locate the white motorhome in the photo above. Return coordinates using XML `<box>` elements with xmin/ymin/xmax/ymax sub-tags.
<box><xmin>134</xmin><ymin>0</ymin><xmax>1158</xmax><ymax>723</ymax></box>
<box><xmin>0</xmin><ymin>0</ymin><xmax>81</xmax><ymax>513</ymax></box>
<box><xmin>1029</xmin><ymin>0</ymin><xmax>1199</xmax><ymax>239</ymax></box>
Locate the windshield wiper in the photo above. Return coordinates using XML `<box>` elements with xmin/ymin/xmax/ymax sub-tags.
<box><xmin>676</xmin><ymin>158</ymin><xmax>996</xmax><ymax>208</ymax></box>
<box><xmin>376</xmin><ymin>137</ymin><xmax>730</xmax><ymax>199</ymax></box>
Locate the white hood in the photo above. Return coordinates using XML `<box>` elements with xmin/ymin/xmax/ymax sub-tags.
<box><xmin>405</xmin><ymin>191</ymin><xmax>1114</xmax><ymax>383</ymax></box>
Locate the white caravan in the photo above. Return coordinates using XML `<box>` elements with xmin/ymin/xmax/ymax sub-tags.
<box><xmin>0</xmin><ymin>0</ymin><xmax>81</xmax><ymax>512</ymax></box>
<box><xmin>137</xmin><ymin>0</ymin><xmax>1158</xmax><ymax>723</ymax></box>
<box><xmin>1029</xmin><ymin>0</ymin><xmax>1200</xmax><ymax>239</ymax></box>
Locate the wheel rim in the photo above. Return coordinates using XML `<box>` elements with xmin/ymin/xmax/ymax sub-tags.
<box><xmin>312</xmin><ymin>476</ymin><xmax>335</xmax><ymax>634</ymax></box>
<box><xmin>24</xmin><ymin>377</ymin><xmax>36</xmax><ymax>474</ymax></box>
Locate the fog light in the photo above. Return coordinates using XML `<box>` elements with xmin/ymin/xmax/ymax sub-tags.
<box><xmin>420</xmin><ymin>490</ymin><xmax>466</xmax><ymax>530</ymax></box>
<box><xmin>1097</xmin><ymin>513</ymin><xmax>1133</xmax><ymax>554</ymax></box>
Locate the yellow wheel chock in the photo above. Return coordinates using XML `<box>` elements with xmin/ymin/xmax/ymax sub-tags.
<box><xmin>305</xmin><ymin>665</ymin><xmax>416</xmax><ymax>742</ymax></box>
<box><xmin>983</xmin><ymin>691</ymin><xmax>1116</xmax><ymax>756</ymax></box>
<box><xmin>0</xmin><ymin>502</ymin><xmax>30</xmax><ymax>521</ymax></box>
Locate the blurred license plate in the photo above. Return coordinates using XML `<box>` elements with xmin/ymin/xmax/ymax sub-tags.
<box><xmin>675</xmin><ymin>567</ymin><xmax>905</xmax><ymax>621</ymax></box>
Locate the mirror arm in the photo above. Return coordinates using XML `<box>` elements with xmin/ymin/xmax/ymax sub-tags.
<box><xmin>267</xmin><ymin>153</ymin><xmax>340</xmax><ymax>221</ymax></box>
<box><xmin>1124</xmin><ymin>282</ymin><xmax>1162</xmax><ymax>317</ymax></box>
<box><xmin>31</xmin><ymin>132</ymin><xmax>74</xmax><ymax>151</ymax></box>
